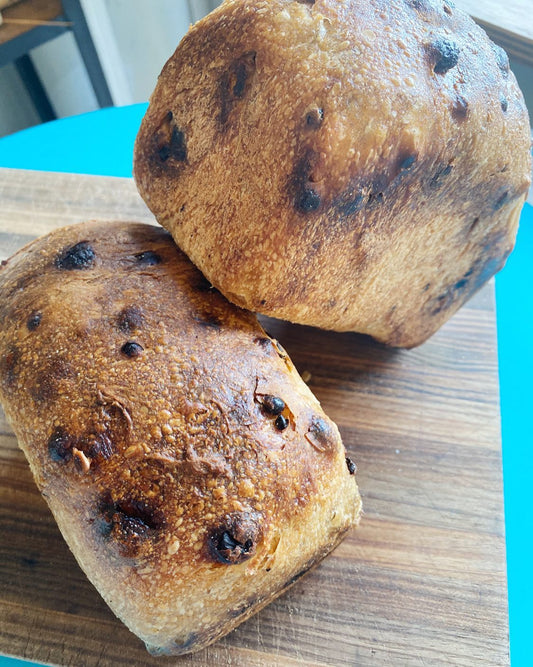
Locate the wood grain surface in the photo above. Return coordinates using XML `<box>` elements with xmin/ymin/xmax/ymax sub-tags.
<box><xmin>0</xmin><ymin>0</ymin><xmax>63</xmax><ymax>45</ymax></box>
<box><xmin>0</xmin><ymin>169</ymin><xmax>508</xmax><ymax>666</ymax></box>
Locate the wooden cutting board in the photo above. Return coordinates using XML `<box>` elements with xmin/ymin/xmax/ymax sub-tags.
<box><xmin>0</xmin><ymin>168</ymin><xmax>508</xmax><ymax>667</ymax></box>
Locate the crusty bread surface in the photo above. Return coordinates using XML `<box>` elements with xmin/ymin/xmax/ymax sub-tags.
<box><xmin>0</xmin><ymin>221</ymin><xmax>361</xmax><ymax>655</ymax></box>
<box><xmin>134</xmin><ymin>0</ymin><xmax>531</xmax><ymax>347</ymax></box>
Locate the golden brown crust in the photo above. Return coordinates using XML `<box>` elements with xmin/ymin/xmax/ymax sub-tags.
<box><xmin>134</xmin><ymin>0</ymin><xmax>531</xmax><ymax>347</ymax></box>
<box><xmin>0</xmin><ymin>221</ymin><xmax>360</xmax><ymax>655</ymax></box>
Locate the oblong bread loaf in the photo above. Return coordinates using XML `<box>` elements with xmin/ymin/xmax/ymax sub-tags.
<box><xmin>0</xmin><ymin>221</ymin><xmax>360</xmax><ymax>655</ymax></box>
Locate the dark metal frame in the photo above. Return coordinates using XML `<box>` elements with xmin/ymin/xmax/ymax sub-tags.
<box><xmin>14</xmin><ymin>53</ymin><xmax>56</xmax><ymax>121</ymax></box>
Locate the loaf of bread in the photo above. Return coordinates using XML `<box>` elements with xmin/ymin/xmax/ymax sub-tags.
<box><xmin>0</xmin><ymin>221</ymin><xmax>360</xmax><ymax>655</ymax></box>
<box><xmin>134</xmin><ymin>0</ymin><xmax>531</xmax><ymax>347</ymax></box>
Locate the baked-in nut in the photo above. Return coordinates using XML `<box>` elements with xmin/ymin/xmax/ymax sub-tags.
<box><xmin>0</xmin><ymin>221</ymin><xmax>360</xmax><ymax>655</ymax></box>
<box><xmin>134</xmin><ymin>0</ymin><xmax>531</xmax><ymax>347</ymax></box>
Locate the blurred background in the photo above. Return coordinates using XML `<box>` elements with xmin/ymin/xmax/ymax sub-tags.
<box><xmin>0</xmin><ymin>0</ymin><xmax>532</xmax><ymax>167</ymax></box>
<box><xmin>0</xmin><ymin>0</ymin><xmax>222</xmax><ymax>136</ymax></box>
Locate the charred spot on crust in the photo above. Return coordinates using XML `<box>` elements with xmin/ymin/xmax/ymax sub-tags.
<box><xmin>428</xmin><ymin>271</ymin><xmax>471</xmax><ymax>316</ymax></box>
<box><xmin>31</xmin><ymin>357</ymin><xmax>72</xmax><ymax>403</ymax></box>
<box><xmin>160</xmin><ymin>127</ymin><xmax>186</xmax><ymax>162</ymax></box>
<box><xmin>408</xmin><ymin>0</ymin><xmax>454</xmax><ymax>14</ymax></box>
<box><xmin>134</xmin><ymin>250</ymin><xmax>162</xmax><ymax>266</ymax></box>
<box><xmin>0</xmin><ymin>346</ymin><xmax>20</xmax><ymax>389</ymax></box>
<box><xmin>493</xmin><ymin>190</ymin><xmax>510</xmax><ymax>211</ymax></box>
<box><xmin>469</xmin><ymin>217</ymin><xmax>480</xmax><ymax>233</ymax></box>
<box><xmin>451</xmin><ymin>94</ymin><xmax>469</xmax><ymax>120</ymax></box>
<box><xmin>100</xmin><ymin>496</ymin><xmax>163</xmax><ymax>557</ymax></box>
<box><xmin>296</xmin><ymin>0</ymin><xmax>316</xmax><ymax>4</ymax></box>
<box><xmin>153</xmin><ymin>111</ymin><xmax>171</xmax><ymax>157</ymax></box>
<box><xmin>117</xmin><ymin>306</ymin><xmax>144</xmax><ymax>334</ymax></box>
<box><xmin>427</xmin><ymin>38</ymin><xmax>460</xmax><ymax>74</ymax></box>
<box><xmin>253</xmin><ymin>337</ymin><xmax>280</xmax><ymax>358</ymax></box>
<box><xmin>212</xmin><ymin>531</ymin><xmax>253</xmax><ymax>563</ymax></box>
<box><xmin>429</xmin><ymin>250</ymin><xmax>507</xmax><ymax>317</ymax></box>
<box><xmin>398</xmin><ymin>152</ymin><xmax>417</xmax><ymax>171</ymax></box>
<box><xmin>405</xmin><ymin>0</ymin><xmax>430</xmax><ymax>9</ymax></box>
<box><xmin>346</xmin><ymin>457</ymin><xmax>357</xmax><ymax>474</ymax></box>
<box><xmin>55</xmin><ymin>241</ymin><xmax>95</xmax><ymax>270</ymax></box>
<box><xmin>297</xmin><ymin>187</ymin><xmax>321</xmax><ymax>213</ymax></box>
<box><xmin>372</xmin><ymin>173</ymin><xmax>391</xmax><ymax>193</ymax></box>
<box><xmin>153</xmin><ymin>111</ymin><xmax>187</xmax><ymax>164</ymax></box>
<box><xmin>48</xmin><ymin>427</ymin><xmax>75</xmax><ymax>462</ymax></box>
<box><xmin>5</xmin><ymin>273</ymin><xmax>34</xmax><ymax>300</ymax></box>
<box><xmin>491</xmin><ymin>43</ymin><xmax>510</xmax><ymax>75</ymax></box>
<box><xmin>305</xmin><ymin>416</ymin><xmax>335</xmax><ymax>453</ymax></box>
<box><xmin>305</xmin><ymin>107</ymin><xmax>323</xmax><ymax>128</ymax></box>
<box><xmin>27</xmin><ymin>311</ymin><xmax>42</xmax><ymax>331</ymax></box>
<box><xmin>337</xmin><ymin>174</ymin><xmax>390</xmax><ymax>217</ymax></box>
<box><xmin>429</xmin><ymin>163</ymin><xmax>453</xmax><ymax>189</ymax></box>
<box><xmin>367</xmin><ymin>191</ymin><xmax>384</xmax><ymax>208</ymax></box>
<box><xmin>115</xmin><ymin>498</ymin><xmax>163</xmax><ymax>529</ymax></box>
<box><xmin>254</xmin><ymin>336</ymin><xmax>273</xmax><ymax>348</ymax></box>
<box><xmin>116</xmin><ymin>515</ymin><xmax>150</xmax><ymax>546</ymax></box>
<box><xmin>500</xmin><ymin>95</ymin><xmax>509</xmax><ymax>112</ymax></box>
<box><xmin>443</xmin><ymin>1</ymin><xmax>453</xmax><ymax>14</ymax></box>
<box><xmin>429</xmin><ymin>288</ymin><xmax>456</xmax><ymax>316</ymax></box>
<box><xmin>207</xmin><ymin>513</ymin><xmax>260</xmax><ymax>565</ymax></box>
<box><xmin>275</xmin><ymin>414</ymin><xmax>289</xmax><ymax>431</ymax></box>
<box><xmin>470</xmin><ymin>253</ymin><xmax>508</xmax><ymax>294</ymax></box>
<box><xmin>219</xmin><ymin>51</ymin><xmax>257</xmax><ymax>126</ymax></box>
<box><xmin>232</xmin><ymin>63</ymin><xmax>249</xmax><ymax>98</ymax></box>
<box><xmin>261</xmin><ymin>395</ymin><xmax>285</xmax><ymax>416</ymax></box>
<box><xmin>121</xmin><ymin>341</ymin><xmax>144</xmax><ymax>357</ymax></box>
<box><xmin>336</xmin><ymin>193</ymin><xmax>365</xmax><ymax>218</ymax></box>
<box><xmin>290</xmin><ymin>151</ymin><xmax>322</xmax><ymax>214</ymax></box>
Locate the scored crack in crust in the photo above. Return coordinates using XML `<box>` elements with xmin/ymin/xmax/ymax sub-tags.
<box><xmin>134</xmin><ymin>0</ymin><xmax>531</xmax><ymax>347</ymax></box>
<box><xmin>0</xmin><ymin>220</ymin><xmax>361</xmax><ymax>655</ymax></box>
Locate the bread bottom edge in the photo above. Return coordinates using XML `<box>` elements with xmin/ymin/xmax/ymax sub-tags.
<box><xmin>145</xmin><ymin>515</ymin><xmax>360</xmax><ymax>657</ymax></box>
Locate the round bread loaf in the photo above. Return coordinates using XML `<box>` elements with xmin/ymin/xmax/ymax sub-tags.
<box><xmin>0</xmin><ymin>221</ymin><xmax>360</xmax><ymax>655</ymax></box>
<box><xmin>134</xmin><ymin>0</ymin><xmax>531</xmax><ymax>347</ymax></box>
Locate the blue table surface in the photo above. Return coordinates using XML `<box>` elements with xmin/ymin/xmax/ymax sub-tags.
<box><xmin>0</xmin><ymin>105</ymin><xmax>531</xmax><ymax>667</ymax></box>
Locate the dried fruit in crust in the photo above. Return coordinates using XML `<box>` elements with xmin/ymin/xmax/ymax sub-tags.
<box><xmin>134</xmin><ymin>0</ymin><xmax>531</xmax><ymax>347</ymax></box>
<box><xmin>0</xmin><ymin>220</ymin><xmax>360</xmax><ymax>655</ymax></box>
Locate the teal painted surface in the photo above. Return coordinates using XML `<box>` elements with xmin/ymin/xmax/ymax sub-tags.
<box><xmin>496</xmin><ymin>202</ymin><xmax>533</xmax><ymax>667</ymax></box>
<box><xmin>0</xmin><ymin>104</ymin><xmax>147</xmax><ymax>178</ymax></box>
